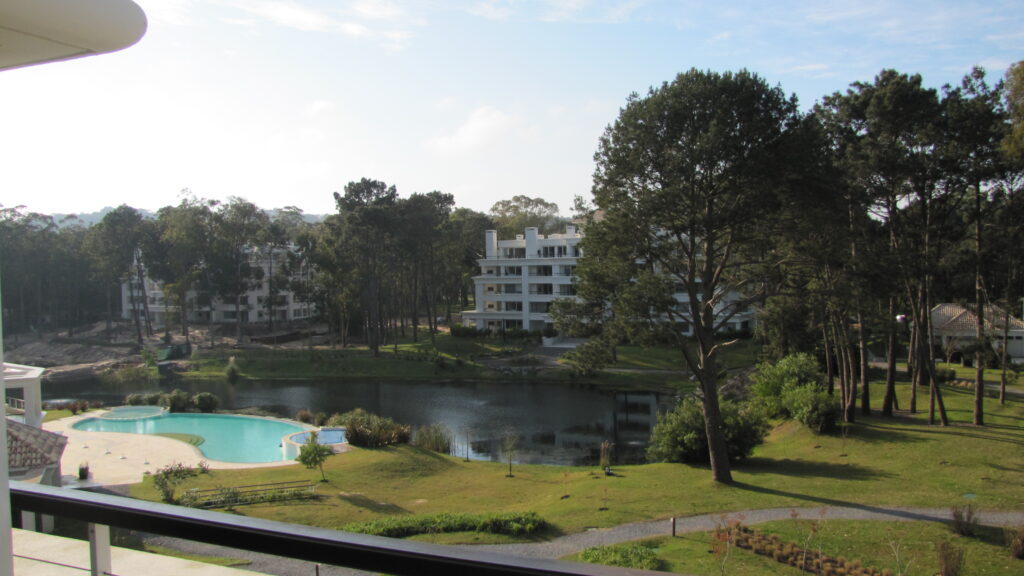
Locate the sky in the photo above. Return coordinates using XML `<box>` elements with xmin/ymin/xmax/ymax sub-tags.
<box><xmin>1</xmin><ymin>0</ymin><xmax>1021</xmax><ymax>219</ymax></box>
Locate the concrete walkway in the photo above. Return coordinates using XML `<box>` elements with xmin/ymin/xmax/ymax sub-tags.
<box><xmin>475</xmin><ymin>505</ymin><xmax>1024</xmax><ymax>559</ymax></box>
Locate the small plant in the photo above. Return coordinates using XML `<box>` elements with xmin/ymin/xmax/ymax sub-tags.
<box><xmin>296</xmin><ymin>431</ymin><xmax>333</xmax><ymax>482</ymax></box>
<box><xmin>78</xmin><ymin>462</ymin><xmax>89</xmax><ymax>481</ymax></box>
<box><xmin>951</xmin><ymin>504</ymin><xmax>978</xmax><ymax>536</ymax></box>
<box><xmin>937</xmin><ymin>541</ymin><xmax>965</xmax><ymax>576</ymax></box>
<box><xmin>159</xmin><ymin>389</ymin><xmax>192</xmax><ymax>413</ymax></box>
<box><xmin>888</xmin><ymin>538</ymin><xmax>913</xmax><ymax>576</ymax></box>
<box><xmin>152</xmin><ymin>462</ymin><xmax>199</xmax><ymax>503</ymax></box>
<box><xmin>225</xmin><ymin>356</ymin><xmax>241</xmax><ymax>384</ymax></box>
<box><xmin>1006</xmin><ymin>525</ymin><xmax>1024</xmax><ymax>559</ymax></box>
<box><xmin>501</xmin><ymin>428</ymin><xmax>519</xmax><ymax>478</ymax></box>
<box><xmin>295</xmin><ymin>409</ymin><xmax>315</xmax><ymax>424</ymax></box>
<box><xmin>599</xmin><ymin>440</ymin><xmax>614</xmax><ymax>469</ymax></box>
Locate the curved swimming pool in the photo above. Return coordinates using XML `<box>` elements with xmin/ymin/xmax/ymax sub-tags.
<box><xmin>72</xmin><ymin>413</ymin><xmax>308</xmax><ymax>463</ymax></box>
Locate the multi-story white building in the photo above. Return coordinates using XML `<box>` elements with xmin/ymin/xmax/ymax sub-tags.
<box><xmin>121</xmin><ymin>245</ymin><xmax>314</xmax><ymax>329</ymax></box>
<box><xmin>462</xmin><ymin>226</ymin><xmax>756</xmax><ymax>336</ymax></box>
<box><xmin>462</xmin><ymin>226</ymin><xmax>582</xmax><ymax>333</ymax></box>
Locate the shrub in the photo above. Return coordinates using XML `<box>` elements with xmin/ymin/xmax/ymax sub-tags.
<box><xmin>143</xmin><ymin>393</ymin><xmax>163</xmax><ymax>406</ymax></box>
<box><xmin>334</xmin><ymin>408</ymin><xmax>410</xmax><ymax>448</ymax></box>
<box><xmin>125</xmin><ymin>393</ymin><xmax>145</xmax><ymax>406</ymax></box>
<box><xmin>752</xmin><ymin>353</ymin><xmax>823</xmax><ymax>417</ymax></box>
<box><xmin>646</xmin><ymin>397</ymin><xmax>769</xmax><ymax>464</ymax></box>
<box><xmin>937</xmin><ymin>541</ymin><xmax>965</xmax><ymax>576</ymax></box>
<box><xmin>295</xmin><ymin>409</ymin><xmax>316</xmax><ymax>424</ymax></box>
<box><xmin>192</xmin><ymin>392</ymin><xmax>219</xmax><ymax>413</ymax></box>
<box><xmin>344</xmin><ymin>512</ymin><xmax>545</xmax><ymax>538</ymax></box>
<box><xmin>152</xmin><ymin>462</ymin><xmax>199</xmax><ymax>503</ymax></box>
<box><xmin>1006</xmin><ymin>525</ymin><xmax>1024</xmax><ymax>559</ymax></box>
<box><xmin>160</xmin><ymin>389</ymin><xmax>192</xmax><ymax>413</ymax></box>
<box><xmin>951</xmin><ymin>504</ymin><xmax>978</xmax><ymax>536</ymax></box>
<box><xmin>413</xmin><ymin>424</ymin><xmax>453</xmax><ymax>454</ymax></box>
<box><xmin>580</xmin><ymin>543</ymin><xmax>664</xmax><ymax>571</ymax></box>
<box><xmin>783</xmin><ymin>385</ymin><xmax>840</xmax><ymax>434</ymax></box>
<box><xmin>450</xmin><ymin>324</ymin><xmax>488</xmax><ymax>338</ymax></box>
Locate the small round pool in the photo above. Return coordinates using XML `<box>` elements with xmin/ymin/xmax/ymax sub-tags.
<box><xmin>100</xmin><ymin>406</ymin><xmax>167</xmax><ymax>420</ymax></box>
<box><xmin>282</xmin><ymin>428</ymin><xmax>347</xmax><ymax>459</ymax></box>
<box><xmin>73</xmin><ymin>413</ymin><xmax>308</xmax><ymax>463</ymax></box>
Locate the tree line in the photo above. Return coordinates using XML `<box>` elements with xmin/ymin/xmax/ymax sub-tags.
<box><xmin>0</xmin><ymin>190</ymin><xmax>565</xmax><ymax>352</ymax></box>
<box><xmin>563</xmin><ymin>63</ymin><xmax>1023</xmax><ymax>483</ymax></box>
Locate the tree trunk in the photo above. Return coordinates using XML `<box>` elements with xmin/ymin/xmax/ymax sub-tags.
<box><xmin>858</xmin><ymin>311</ymin><xmax>871</xmax><ymax>415</ymax></box>
<box><xmin>882</xmin><ymin>298</ymin><xmax>897</xmax><ymax>416</ymax></box>
<box><xmin>974</xmin><ymin>182</ymin><xmax>985</xmax><ymax>425</ymax></box>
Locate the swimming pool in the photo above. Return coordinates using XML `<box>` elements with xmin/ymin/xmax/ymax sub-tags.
<box><xmin>73</xmin><ymin>413</ymin><xmax>309</xmax><ymax>463</ymax></box>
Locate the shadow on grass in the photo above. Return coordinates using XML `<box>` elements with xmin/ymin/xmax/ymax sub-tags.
<box><xmin>337</xmin><ymin>493</ymin><xmax>410</xmax><ymax>515</ymax></box>
<box><xmin>739</xmin><ymin>458</ymin><xmax>892</xmax><ymax>481</ymax></box>
<box><xmin>729</xmin><ymin>482</ymin><xmax>943</xmax><ymax>522</ymax></box>
<box><xmin>847</xmin><ymin>421</ymin><xmax>927</xmax><ymax>444</ymax></box>
<box><xmin>903</xmin><ymin>423</ymin><xmax>1024</xmax><ymax>447</ymax></box>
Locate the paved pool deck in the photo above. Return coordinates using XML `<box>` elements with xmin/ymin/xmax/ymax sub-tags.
<box><xmin>44</xmin><ymin>412</ymin><xmax>301</xmax><ymax>487</ymax></box>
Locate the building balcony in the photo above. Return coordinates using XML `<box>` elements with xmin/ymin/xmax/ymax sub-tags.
<box><xmin>10</xmin><ymin>482</ymin><xmax>642</xmax><ymax>576</ymax></box>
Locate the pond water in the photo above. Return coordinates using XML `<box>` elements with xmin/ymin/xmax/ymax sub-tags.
<box><xmin>45</xmin><ymin>379</ymin><xmax>671</xmax><ymax>466</ymax></box>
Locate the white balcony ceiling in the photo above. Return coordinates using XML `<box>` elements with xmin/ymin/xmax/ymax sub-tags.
<box><xmin>0</xmin><ymin>0</ymin><xmax>146</xmax><ymax>71</ymax></box>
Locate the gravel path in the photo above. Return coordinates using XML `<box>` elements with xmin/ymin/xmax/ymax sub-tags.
<box><xmin>142</xmin><ymin>505</ymin><xmax>1024</xmax><ymax>575</ymax></box>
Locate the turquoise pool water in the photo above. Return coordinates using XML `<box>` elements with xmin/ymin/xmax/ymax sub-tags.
<box><xmin>73</xmin><ymin>413</ymin><xmax>307</xmax><ymax>463</ymax></box>
<box><xmin>292</xmin><ymin>428</ymin><xmax>346</xmax><ymax>444</ymax></box>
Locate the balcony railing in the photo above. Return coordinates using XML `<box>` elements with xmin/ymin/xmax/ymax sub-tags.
<box><xmin>10</xmin><ymin>482</ymin><xmax>646</xmax><ymax>576</ymax></box>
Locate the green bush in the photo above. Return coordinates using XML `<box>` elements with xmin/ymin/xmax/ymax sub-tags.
<box><xmin>192</xmin><ymin>392</ymin><xmax>220</xmax><ymax>413</ymax></box>
<box><xmin>125</xmin><ymin>394</ymin><xmax>145</xmax><ymax>406</ymax></box>
<box><xmin>752</xmin><ymin>353</ymin><xmax>823</xmax><ymax>417</ymax></box>
<box><xmin>782</xmin><ymin>385</ymin><xmax>840</xmax><ymax>434</ymax></box>
<box><xmin>295</xmin><ymin>409</ymin><xmax>316</xmax><ymax>424</ymax></box>
<box><xmin>334</xmin><ymin>408</ymin><xmax>410</xmax><ymax>448</ymax></box>
<box><xmin>646</xmin><ymin>397</ymin><xmax>769</xmax><ymax>464</ymax></box>
<box><xmin>413</xmin><ymin>424</ymin><xmax>453</xmax><ymax>454</ymax></box>
<box><xmin>143</xmin><ymin>393</ymin><xmax>163</xmax><ymax>406</ymax></box>
<box><xmin>225</xmin><ymin>356</ymin><xmax>241</xmax><ymax>384</ymax></box>
<box><xmin>152</xmin><ymin>462</ymin><xmax>199</xmax><ymax>503</ymax></box>
<box><xmin>160</xmin><ymin>389</ymin><xmax>192</xmax><ymax>413</ymax></box>
<box><xmin>450</xmin><ymin>324</ymin><xmax>488</xmax><ymax>338</ymax></box>
<box><xmin>580</xmin><ymin>542</ymin><xmax>664</xmax><ymax>571</ymax></box>
<box><xmin>344</xmin><ymin>512</ymin><xmax>545</xmax><ymax>538</ymax></box>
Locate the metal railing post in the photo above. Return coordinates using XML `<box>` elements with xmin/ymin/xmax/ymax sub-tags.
<box><xmin>88</xmin><ymin>523</ymin><xmax>111</xmax><ymax>576</ymax></box>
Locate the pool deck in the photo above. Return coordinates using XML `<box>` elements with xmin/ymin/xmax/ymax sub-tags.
<box><xmin>44</xmin><ymin>412</ymin><xmax>301</xmax><ymax>487</ymax></box>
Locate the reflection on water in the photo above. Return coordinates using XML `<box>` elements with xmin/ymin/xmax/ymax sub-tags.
<box><xmin>45</xmin><ymin>378</ymin><xmax>672</xmax><ymax>466</ymax></box>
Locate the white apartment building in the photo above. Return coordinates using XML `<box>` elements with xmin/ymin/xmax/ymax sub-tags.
<box><xmin>462</xmin><ymin>226</ymin><xmax>756</xmax><ymax>336</ymax></box>
<box><xmin>121</xmin><ymin>245</ymin><xmax>314</xmax><ymax>329</ymax></box>
<box><xmin>462</xmin><ymin>226</ymin><xmax>582</xmax><ymax>333</ymax></box>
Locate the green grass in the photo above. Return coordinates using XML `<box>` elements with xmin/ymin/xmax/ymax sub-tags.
<box><xmin>576</xmin><ymin>519</ymin><xmax>1024</xmax><ymax>576</ymax></box>
<box><xmin>130</xmin><ymin>378</ymin><xmax>1024</xmax><ymax>544</ymax></box>
<box><xmin>143</xmin><ymin>544</ymin><xmax>251</xmax><ymax>567</ymax></box>
<box><xmin>611</xmin><ymin>338</ymin><xmax>761</xmax><ymax>372</ymax></box>
<box><xmin>42</xmin><ymin>409</ymin><xmax>74</xmax><ymax>422</ymax></box>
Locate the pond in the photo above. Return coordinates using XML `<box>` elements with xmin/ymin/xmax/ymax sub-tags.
<box><xmin>44</xmin><ymin>379</ymin><xmax>672</xmax><ymax>466</ymax></box>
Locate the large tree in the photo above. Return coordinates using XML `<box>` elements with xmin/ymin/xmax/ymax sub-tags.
<box><xmin>583</xmin><ymin>69</ymin><xmax>800</xmax><ymax>483</ymax></box>
<box><xmin>488</xmin><ymin>195</ymin><xmax>565</xmax><ymax>238</ymax></box>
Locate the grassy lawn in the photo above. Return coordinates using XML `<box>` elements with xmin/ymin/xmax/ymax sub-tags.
<box><xmin>130</xmin><ymin>377</ymin><xmax>1024</xmax><ymax>546</ymax></box>
<box><xmin>572</xmin><ymin>519</ymin><xmax>1022</xmax><ymax>576</ymax></box>
<box><xmin>612</xmin><ymin>338</ymin><xmax>761</xmax><ymax>372</ymax></box>
<box><xmin>143</xmin><ymin>544</ymin><xmax>251</xmax><ymax>567</ymax></box>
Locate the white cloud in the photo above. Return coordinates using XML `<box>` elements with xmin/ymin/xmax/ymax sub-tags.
<box><xmin>542</xmin><ymin>0</ymin><xmax>590</xmax><ymax>22</ymax></box>
<box><xmin>710</xmin><ymin>31</ymin><xmax>732</xmax><ymax>42</ymax></box>
<box><xmin>351</xmin><ymin>0</ymin><xmax>405</xmax><ymax>21</ymax></box>
<box><xmin>469</xmin><ymin>0</ymin><xmax>520</xmax><ymax>20</ymax></box>
<box><xmin>138</xmin><ymin>0</ymin><xmax>197</xmax><ymax>26</ymax></box>
<box><xmin>425</xmin><ymin>106</ymin><xmax>526</xmax><ymax>156</ymax></box>
<box><xmin>305</xmin><ymin>99</ymin><xmax>335</xmax><ymax>116</ymax></box>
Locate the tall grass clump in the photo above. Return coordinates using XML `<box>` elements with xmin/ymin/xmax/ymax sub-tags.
<box><xmin>413</xmin><ymin>424</ymin><xmax>453</xmax><ymax>454</ymax></box>
<box><xmin>344</xmin><ymin>512</ymin><xmax>545</xmax><ymax>538</ymax></box>
<box><xmin>937</xmin><ymin>541</ymin><xmax>965</xmax><ymax>576</ymax></box>
<box><xmin>334</xmin><ymin>408</ymin><xmax>410</xmax><ymax>448</ymax></box>
<box><xmin>580</xmin><ymin>543</ymin><xmax>664</xmax><ymax>571</ymax></box>
<box><xmin>951</xmin><ymin>504</ymin><xmax>979</xmax><ymax>536</ymax></box>
<box><xmin>1006</xmin><ymin>525</ymin><xmax>1024</xmax><ymax>559</ymax></box>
